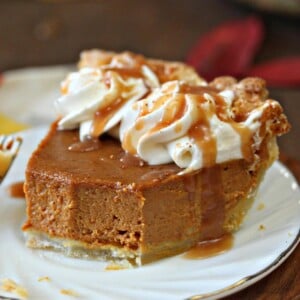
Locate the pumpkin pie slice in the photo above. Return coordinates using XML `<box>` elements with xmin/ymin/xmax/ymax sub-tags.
<box><xmin>22</xmin><ymin>50</ymin><xmax>290</xmax><ymax>267</ymax></box>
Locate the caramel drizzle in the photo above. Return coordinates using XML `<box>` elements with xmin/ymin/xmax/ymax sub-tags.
<box><xmin>185</xmin><ymin>234</ymin><xmax>233</xmax><ymax>259</ymax></box>
<box><xmin>122</xmin><ymin>93</ymin><xmax>187</xmax><ymax>155</ymax></box>
<box><xmin>103</xmin><ymin>51</ymin><xmax>188</xmax><ymax>84</ymax></box>
<box><xmin>122</xmin><ymin>131</ymin><xmax>137</xmax><ymax>155</ymax></box>
<box><xmin>188</xmin><ymin>119</ymin><xmax>217</xmax><ymax>167</ymax></box>
<box><xmin>91</xmin><ymin>97</ymin><xmax>126</xmax><ymax>137</ymax></box>
<box><xmin>81</xmin><ymin>53</ymin><xmax>255</xmax><ymax>162</ymax></box>
<box><xmin>180</xmin><ymin>84</ymin><xmax>218</xmax><ymax>95</ymax></box>
<box><xmin>183</xmin><ymin>164</ymin><xmax>228</xmax><ymax>253</ymax></box>
<box><xmin>122</xmin><ymin>83</ymin><xmax>256</xmax><ymax>166</ymax></box>
<box><xmin>200</xmin><ymin>165</ymin><xmax>225</xmax><ymax>239</ymax></box>
<box><xmin>188</xmin><ymin>87</ymin><xmax>254</xmax><ymax>164</ymax></box>
<box><xmin>103</xmin><ymin>67</ymin><xmax>143</xmax><ymax>78</ymax></box>
<box><xmin>91</xmin><ymin>68</ymin><xmax>256</xmax><ymax>164</ymax></box>
<box><xmin>185</xmin><ymin>84</ymin><xmax>255</xmax><ymax>163</ymax></box>
<box><xmin>111</xmin><ymin>53</ymin><xmax>176</xmax><ymax>84</ymax></box>
<box><xmin>150</xmin><ymin>94</ymin><xmax>186</xmax><ymax>133</ymax></box>
<box><xmin>90</xmin><ymin>62</ymin><xmax>150</xmax><ymax>139</ymax></box>
<box><xmin>183</xmin><ymin>86</ymin><xmax>218</xmax><ymax>167</ymax></box>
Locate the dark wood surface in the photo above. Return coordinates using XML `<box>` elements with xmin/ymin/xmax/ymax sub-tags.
<box><xmin>225</xmin><ymin>155</ymin><xmax>300</xmax><ymax>300</ymax></box>
<box><xmin>0</xmin><ymin>1</ymin><xmax>299</xmax><ymax>299</ymax></box>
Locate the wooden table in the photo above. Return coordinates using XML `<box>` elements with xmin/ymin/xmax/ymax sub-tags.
<box><xmin>0</xmin><ymin>1</ymin><xmax>299</xmax><ymax>299</ymax></box>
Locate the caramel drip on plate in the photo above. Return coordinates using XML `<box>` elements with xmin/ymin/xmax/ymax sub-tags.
<box><xmin>7</xmin><ymin>181</ymin><xmax>25</xmax><ymax>198</ymax></box>
<box><xmin>185</xmin><ymin>234</ymin><xmax>233</xmax><ymax>259</ymax></box>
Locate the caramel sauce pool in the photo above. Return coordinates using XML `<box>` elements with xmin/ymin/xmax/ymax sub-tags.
<box><xmin>7</xmin><ymin>181</ymin><xmax>25</xmax><ymax>198</ymax></box>
<box><xmin>68</xmin><ymin>138</ymin><xmax>101</xmax><ymax>152</ymax></box>
<box><xmin>118</xmin><ymin>152</ymin><xmax>145</xmax><ymax>168</ymax></box>
<box><xmin>185</xmin><ymin>234</ymin><xmax>233</xmax><ymax>259</ymax></box>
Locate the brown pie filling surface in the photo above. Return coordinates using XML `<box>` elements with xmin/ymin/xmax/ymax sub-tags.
<box><xmin>22</xmin><ymin>50</ymin><xmax>290</xmax><ymax>266</ymax></box>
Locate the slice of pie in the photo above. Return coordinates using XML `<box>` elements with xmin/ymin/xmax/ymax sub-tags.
<box><xmin>22</xmin><ymin>50</ymin><xmax>290</xmax><ymax>267</ymax></box>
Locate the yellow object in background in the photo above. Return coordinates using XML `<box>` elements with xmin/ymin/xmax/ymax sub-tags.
<box><xmin>0</xmin><ymin>113</ymin><xmax>28</xmax><ymax>134</ymax></box>
<box><xmin>0</xmin><ymin>152</ymin><xmax>13</xmax><ymax>177</ymax></box>
<box><xmin>0</xmin><ymin>113</ymin><xmax>27</xmax><ymax>178</ymax></box>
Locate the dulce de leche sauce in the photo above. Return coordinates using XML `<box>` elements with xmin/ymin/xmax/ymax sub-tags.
<box><xmin>7</xmin><ymin>181</ymin><xmax>25</xmax><ymax>198</ymax></box>
<box><xmin>182</xmin><ymin>164</ymin><xmax>234</xmax><ymax>258</ymax></box>
<box><xmin>184</xmin><ymin>234</ymin><xmax>233</xmax><ymax>259</ymax></box>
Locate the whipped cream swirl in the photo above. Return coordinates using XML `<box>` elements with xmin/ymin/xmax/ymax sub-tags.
<box><xmin>55</xmin><ymin>66</ymin><xmax>276</xmax><ymax>174</ymax></box>
<box><xmin>55</xmin><ymin>66</ymin><xmax>156</xmax><ymax>140</ymax></box>
<box><xmin>120</xmin><ymin>81</ymin><xmax>269</xmax><ymax>174</ymax></box>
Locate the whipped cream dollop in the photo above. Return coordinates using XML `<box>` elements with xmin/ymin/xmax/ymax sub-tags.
<box><xmin>55</xmin><ymin>64</ymin><xmax>279</xmax><ymax>174</ymax></box>
<box><xmin>120</xmin><ymin>81</ymin><xmax>272</xmax><ymax>174</ymax></box>
<box><xmin>55</xmin><ymin>66</ymin><xmax>158</xmax><ymax>140</ymax></box>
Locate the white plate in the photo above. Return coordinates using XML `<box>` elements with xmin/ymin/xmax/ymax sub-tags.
<box><xmin>0</xmin><ymin>67</ymin><xmax>299</xmax><ymax>299</ymax></box>
<box><xmin>0</xmin><ymin>65</ymin><xmax>73</xmax><ymax>126</ymax></box>
<box><xmin>0</xmin><ymin>126</ymin><xmax>299</xmax><ymax>300</ymax></box>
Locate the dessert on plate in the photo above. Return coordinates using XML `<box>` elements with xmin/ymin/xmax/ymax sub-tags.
<box><xmin>22</xmin><ymin>50</ymin><xmax>290</xmax><ymax>267</ymax></box>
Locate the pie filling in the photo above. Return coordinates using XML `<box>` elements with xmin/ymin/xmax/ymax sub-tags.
<box><xmin>23</xmin><ymin>50</ymin><xmax>290</xmax><ymax>266</ymax></box>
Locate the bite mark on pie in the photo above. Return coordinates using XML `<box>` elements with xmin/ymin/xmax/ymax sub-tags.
<box><xmin>22</xmin><ymin>50</ymin><xmax>290</xmax><ymax>266</ymax></box>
